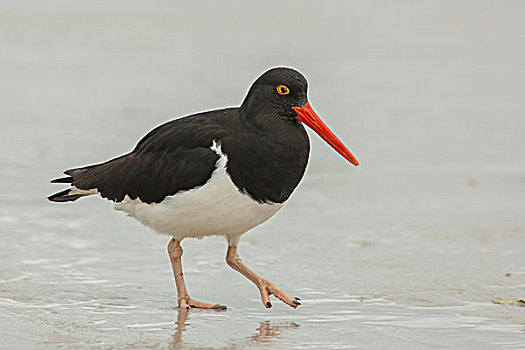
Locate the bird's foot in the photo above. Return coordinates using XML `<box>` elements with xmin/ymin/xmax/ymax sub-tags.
<box><xmin>258</xmin><ymin>279</ymin><xmax>301</xmax><ymax>309</ymax></box>
<box><xmin>178</xmin><ymin>296</ymin><xmax>227</xmax><ymax>310</ymax></box>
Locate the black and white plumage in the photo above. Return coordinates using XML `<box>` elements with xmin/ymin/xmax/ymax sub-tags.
<box><xmin>48</xmin><ymin>67</ymin><xmax>359</xmax><ymax>309</ymax></box>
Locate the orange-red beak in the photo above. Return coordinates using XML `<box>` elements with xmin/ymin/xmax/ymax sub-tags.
<box><xmin>292</xmin><ymin>102</ymin><xmax>359</xmax><ymax>166</ymax></box>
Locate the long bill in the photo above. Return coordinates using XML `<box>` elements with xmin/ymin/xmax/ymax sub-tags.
<box><xmin>292</xmin><ymin>102</ymin><xmax>359</xmax><ymax>166</ymax></box>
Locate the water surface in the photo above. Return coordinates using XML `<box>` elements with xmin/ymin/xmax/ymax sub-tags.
<box><xmin>1</xmin><ymin>1</ymin><xmax>524</xmax><ymax>348</ymax></box>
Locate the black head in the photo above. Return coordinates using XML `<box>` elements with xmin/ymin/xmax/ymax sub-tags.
<box><xmin>241</xmin><ymin>67</ymin><xmax>308</xmax><ymax>118</ymax></box>
<box><xmin>240</xmin><ymin>67</ymin><xmax>360</xmax><ymax>167</ymax></box>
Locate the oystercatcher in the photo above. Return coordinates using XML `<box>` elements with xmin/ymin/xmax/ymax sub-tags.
<box><xmin>48</xmin><ymin>67</ymin><xmax>359</xmax><ymax>309</ymax></box>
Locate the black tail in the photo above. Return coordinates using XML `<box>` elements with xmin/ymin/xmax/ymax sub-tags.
<box><xmin>50</xmin><ymin>176</ymin><xmax>73</xmax><ymax>184</ymax></box>
<box><xmin>47</xmin><ymin>188</ymin><xmax>84</xmax><ymax>202</ymax></box>
<box><xmin>49</xmin><ymin>154</ymin><xmax>128</xmax><ymax>203</ymax></box>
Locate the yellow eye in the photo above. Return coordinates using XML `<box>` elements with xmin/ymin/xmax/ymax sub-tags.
<box><xmin>276</xmin><ymin>85</ymin><xmax>290</xmax><ymax>95</ymax></box>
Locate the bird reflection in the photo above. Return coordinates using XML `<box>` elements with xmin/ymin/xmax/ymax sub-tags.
<box><xmin>171</xmin><ymin>309</ymin><xmax>299</xmax><ymax>349</ymax></box>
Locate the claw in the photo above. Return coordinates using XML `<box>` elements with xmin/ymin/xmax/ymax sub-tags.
<box><xmin>292</xmin><ymin>300</ymin><xmax>301</xmax><ymax>306</ymax></box>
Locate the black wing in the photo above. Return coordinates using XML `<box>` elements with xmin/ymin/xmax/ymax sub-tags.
<box><xmin>49</xmin><ymin>108</ymin><xmax>235</xmax><ymax>204</ymax></box>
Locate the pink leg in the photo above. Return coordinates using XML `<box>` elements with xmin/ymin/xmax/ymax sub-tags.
<box><xmin>167</xmin><ymin>238</ymin><xmax>226</xmax><ymax>309</ymax></box>
<box><xmin>226</xmin><ymin>245</ymin><xmax>301</xmax><ymax>308</ymax></box>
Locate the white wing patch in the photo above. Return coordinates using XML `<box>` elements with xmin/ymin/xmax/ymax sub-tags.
<box><xmin>68</xmin><ymin>187</ymin><xmax>98</xmax><ymax>196</ymax></box>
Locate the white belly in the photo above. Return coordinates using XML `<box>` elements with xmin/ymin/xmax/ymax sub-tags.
<box><xmin>114</xmin><ymin>143</ymin><xmax>283</xmax><ymax>244</ymax></box>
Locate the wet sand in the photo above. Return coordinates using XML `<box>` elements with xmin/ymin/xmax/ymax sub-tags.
<box><xmin>1</xmin><ymin>1</ymin><xmax>524</xmax><ymax>348</ymax></box>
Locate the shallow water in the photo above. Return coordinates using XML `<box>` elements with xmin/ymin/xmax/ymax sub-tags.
<box><xmin>1</xmin><ymin>1</ymin><xmax>524</xmax><ymax>349</ymax></box>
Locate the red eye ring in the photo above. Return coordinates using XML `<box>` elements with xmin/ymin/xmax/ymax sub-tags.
<box><xmin>276</xmin><ymin>85</ymin><xmax>290</xmax><ymax>95</ymax></box>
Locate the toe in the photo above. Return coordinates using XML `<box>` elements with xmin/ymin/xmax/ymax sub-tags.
<box><xmin>259</xmin><ymin>287</ymin><xmax>272</xmax><ymax>308</ymax></box>
<box><xmin>270</xmin><ymin>287</ymin><xmax>299</xmax><ymax>308</ymax></box>
<box><xmin>187</xmin><ymin>297</ymin><xmax>227</xmax><ymax>309</ymax></box>
<box><xmin>259</xmin><ymin>282</ymin><xmax>300</xmax><ymax>309</ymax></box>
<box><xmin>179</xmin><ymin>298</ymin><xmax>190</xmax><ymax>309</ymax></box>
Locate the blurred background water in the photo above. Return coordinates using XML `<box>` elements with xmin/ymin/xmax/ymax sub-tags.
<box><xmin>1</xmin><ymin>0</ymin><xmax>524</xmax><ymax>349</ymax></box>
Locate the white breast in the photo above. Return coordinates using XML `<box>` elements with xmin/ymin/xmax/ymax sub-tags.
<box><xmin>114</xmin><ymin>142</ymin><xmax>283</xmax><ymax>245</ymax></box>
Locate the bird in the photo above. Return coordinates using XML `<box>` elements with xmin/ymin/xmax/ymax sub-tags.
<box><xmin>48</xmin><ymin>67</ymin><xmax>359</xmax><ymax>310</ymax></box>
